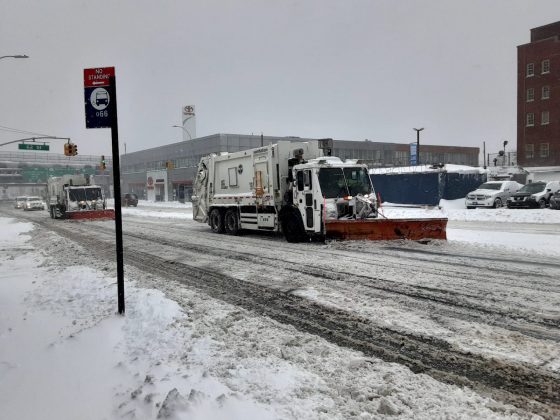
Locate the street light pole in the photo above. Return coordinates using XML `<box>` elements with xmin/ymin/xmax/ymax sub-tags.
<box><xmin>172</xmin><ymin>125</ymin><xmax>192</xmax><ymax>140</ymax></box>
<box><xmin>413</xmin><ymin>127</ymin><xmax>424</xmax><ymax>166</ymax></box>
<box><xmin>0</xmin><ymin>55</ymin><xmax>29</xmax><ymax>60</ymax></box>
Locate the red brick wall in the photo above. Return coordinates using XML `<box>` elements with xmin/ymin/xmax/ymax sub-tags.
<box><xmin>517</xmin><ymin>34</ymin><xmax>560</xmax><ymax>167</ymax></box>
<box><xmin>531</xmin><ymin>22</ymin><xmax>560</xmax><ymax>42</ymax></box>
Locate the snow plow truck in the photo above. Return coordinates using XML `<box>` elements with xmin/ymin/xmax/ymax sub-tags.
<box><xmin>47</xmin><ymin>175</ymin><xmax>114</xmax><ymax>220</ymax></box>
<box><xmin>192</xmin><ymin>139</ymin><xmax>447</xmax><ymax>242</ymax></box>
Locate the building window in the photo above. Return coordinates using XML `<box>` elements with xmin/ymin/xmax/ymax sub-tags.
<box><xmin>525</xmin><ymin>144</ymin><xmax>534</xmax><ymax>159</ymax></box>
<box><xmin>541</xmin><ymin>111</ymin><xmax>550</xmax><ymax>125</ymax></box>
<box><xmin>540</xmin><ymin>143</ymin><xmax>549</xmax><ymax>158</ymax></box>
<box><xmin>526</xmin><ymin>88</ymin><xmax>534</xmax><ymax>102</ymax></box>
<box><xmin>526</xmin><ymin>113</ymin><xmax>534</xmax><ymax>127</ymax></box>
<box><xmin>542</xmin><ymin>85</ymin><xmax>550</xmax><ymax>99</ymax></box>
<box><xmin>542</xmin><ymin>59</ymin><xmax>550</xmax><ymax>74</ymax></box>
<box><xmin>527</xmin><ymin>63</ymin><xmax>534</xmax><ymax>77</ymax></box>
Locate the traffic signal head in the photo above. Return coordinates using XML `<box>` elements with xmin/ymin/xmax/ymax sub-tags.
<box><xmin>64</xmin><ymin>143</ymin><xmax>70</xmax><ymax>156</ymax></box>
<box><xmin>70</xmin><ymin>143</ymin><xmax>78</xmax><ymax>156</ymax></box>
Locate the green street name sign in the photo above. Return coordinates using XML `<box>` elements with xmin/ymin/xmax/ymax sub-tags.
<box><xmin>18</xmin><ymin>143</ymin><xmax>50</xmax><ymax>151</ymax></box>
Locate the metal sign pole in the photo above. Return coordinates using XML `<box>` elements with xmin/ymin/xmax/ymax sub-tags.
<box><xmin>108</xmin><ymin>75</ymin><xmax>125</xmax><ymax>315</ymax></box>
<box><xmin>84</xmin><ymin>66</ymin><xmax>125</xmax><ymax>315</ymax></box>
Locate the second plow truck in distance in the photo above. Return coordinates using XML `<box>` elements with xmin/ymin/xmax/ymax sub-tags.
<box><xmin>192</xmin><ymin>139</ymin><xmax>447</xmax><ymax>242</ymax></box>
<box><xmin>47</xmin><ymin>174</ymin><xmax>115</xmax><ymax>220</ymax></box>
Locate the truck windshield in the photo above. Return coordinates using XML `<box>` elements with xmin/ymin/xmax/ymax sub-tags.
<box><xmin>68</xmin><ymin>188</ymin><xmax>86</xmax><ymax>202</ymax></box>
<box><xmin>86</xmin><ymin>188</ymin><xmax>102</xmax><ymax>200</ymax></box>
<box><xmin>318</xmin><ymin>167</ymin><xmax>372</xmax><ymax>198</ymax></box>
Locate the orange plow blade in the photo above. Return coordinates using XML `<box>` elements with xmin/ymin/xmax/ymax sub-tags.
<box><xmin>325</xmin><ymin>218</ymin><xmax>447</xmax><ymax>241</ymax></box>
<box><xmin>66</xmin><ymin>209</ymin><xmax>116</xmax><ymax>221</ymax></box>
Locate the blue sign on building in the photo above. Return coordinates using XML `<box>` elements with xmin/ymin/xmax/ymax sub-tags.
<box><xmin>409</xmin><ymin>143</ymin><xmax>417</xmax><ymax>165</ymax></box>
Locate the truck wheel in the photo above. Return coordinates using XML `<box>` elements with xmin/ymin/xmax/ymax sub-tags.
<box><xmin>282</xmin><ymin>212</ymin><xmax>306</xmax><ymax>243</ymax></box>
<box><xmin>209</xmin><ymin>208</ymin><xmax>225</xmax><ymax>233</ymax></box>
<box><xmin>224</xmin><ymin>209</ymin><xmax>240</xmax><ymax>235</ymax></box>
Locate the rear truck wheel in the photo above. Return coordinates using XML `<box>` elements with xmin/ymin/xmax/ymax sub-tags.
<box><xmin>209</xmin><ymin>208</ymin><xmax>225</xmax><ymax>233</ymax></box>
<box><xmin>538</xmin><ymin>199</ymin><xmax>547</xmax><ymax>209</ymax></box>
<box><xmin>224</xmin><ymin>208</ymin><xmax>241</xmax><ymax>235</ymax></box>
<box><xmin>282</xmin><ymin>211</ymin><xmax>307</xmax><ymax>243</ymax></box>
<box><xmin>493</xmin><ymin>198</ymin><xmax>503</xmax><ymax>208</ymax></box>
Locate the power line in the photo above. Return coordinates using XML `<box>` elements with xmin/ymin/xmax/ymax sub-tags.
<box><xmin>0</xmin><ymin>125</ymin><xmax>53</xmax><ymax>138</ymax></box>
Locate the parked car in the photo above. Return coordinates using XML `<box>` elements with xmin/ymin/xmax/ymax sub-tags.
<box><xmin>23</xmin><ymin>196</ymin><xmax>45</xmax><ymax>211</ymax></box>
<box><xmin>465</xmin><ymin>180</ymin><xmax>523</xmax><ymax>209</ymax></box>
<box><xmin>122</xmin><ymin>193</ymin><xmax>138</xmax><ymax>207</ymax></box>
<box><xmin>548</xmin><ymin>191</ymin><xmax>560</xmax><ymax>209</ymax></box>
<box><xmin>14</xmin><ymin>196</ymin><xmax>27</xmax><ymax>209</ymax></box>
<box><xmin>506</xmin><ymin>180</ymin><xmax>560</xmax><ymax>209</ymax></box>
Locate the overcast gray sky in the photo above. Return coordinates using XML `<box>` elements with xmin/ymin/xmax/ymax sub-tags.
<box><xmin>1</xmin><ymin>0</ymin><xmax>560</xmax><ymax>157</ymax></box>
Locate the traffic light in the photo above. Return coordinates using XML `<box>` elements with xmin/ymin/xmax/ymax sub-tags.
<box><xmin>64</xmin><ymin>143</ymin><xmax>70</xmax><ymax>156</ymax></box>
<box><xmin>101</xmin><ymin>155</ymin><xmax>106</xmax><ymax>170</ymax></box>
<box><xmin>70</xmin><ymin>143</ymin><xmax>78</xmax><ymax>156</ymax></box>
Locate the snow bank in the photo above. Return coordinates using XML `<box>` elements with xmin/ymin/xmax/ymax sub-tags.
<box><xmin>378</xmin><ymin>199</ymin><xmax>560</xmax><ymax>225</ymax></box>
<box><xmin>370</xmin><ymin>164</ymin><xmax>487</xmax><ymax>175</ymax></box>
<box><xmin>0</xmin><ymin>218</ymin><xmax>276</xmax><ymax>420</ymax></box>
<box><xmin>440</xmin><ymin>199</ymin><xmax>560</xmax><ymax>224</ymax></box>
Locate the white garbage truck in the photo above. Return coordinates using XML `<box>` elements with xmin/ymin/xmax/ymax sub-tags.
<box><xmin>192</xmin><ymin>139</ymin><xmax>447</xmax><ymax>242</ymax></box>
<box><xmin>47</xmin><ymin>174</ymin><xmax>114</xmax><ymax>220</ymax></box>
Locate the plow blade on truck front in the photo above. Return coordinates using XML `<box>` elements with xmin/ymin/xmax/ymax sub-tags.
<box><xmin>65</xmin><ymin>209</ymin><xmax>116</xmax><ymax>221</ymax></box>
<box><xmin>325</xmin><ymin>218</ymin><xmax>447</xmax><ymax>241</ymax></box>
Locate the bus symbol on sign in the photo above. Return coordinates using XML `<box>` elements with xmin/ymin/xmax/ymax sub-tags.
<box><xmin>90</xmin><ymin>88</ymin><xmax>110</xmax><ymax>111</ymax></box>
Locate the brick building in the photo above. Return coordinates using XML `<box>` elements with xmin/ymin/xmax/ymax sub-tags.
<box><xmin>517</xmin><ymin>21</ymin><xmax>560</xmax><ymax>168</ymax></box>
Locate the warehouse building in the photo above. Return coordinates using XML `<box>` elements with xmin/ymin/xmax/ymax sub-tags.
<box><xmin>121</xmin><ymin>134</ymin><xmax>479</xmax><ymax>202</ymax></box>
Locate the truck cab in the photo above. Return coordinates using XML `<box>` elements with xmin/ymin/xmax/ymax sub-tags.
<box><xmin>285</xmin><ymin>157</ymin><xmax>377</xmax><ymax>241</ymax></box>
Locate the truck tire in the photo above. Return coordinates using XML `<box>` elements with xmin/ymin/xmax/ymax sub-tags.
<box><xmin>209</xmin><ymin>208</ymin><xmax>225</xmax><ymax>233</ymax></box>
<box><xmin>282</xmin><ymin>211</ymin><xmax>307</xmax><ymax>243</ymax></box>
<box><xmin>224</xmin><ymin>209</ymin><xmax>241</xmax><ymax>235</ymax></box>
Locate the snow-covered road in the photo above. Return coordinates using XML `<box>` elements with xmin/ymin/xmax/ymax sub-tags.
<box><xmin>1</xmin><ymin>201</ymin><xmax>559</xmax><ymax>419</ymax></box>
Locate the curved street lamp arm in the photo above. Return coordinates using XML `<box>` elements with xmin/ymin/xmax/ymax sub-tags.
<box><xmin>172</xmin><ymin>125</ymin><xmax>192</xmax><ymax>140</ymax></box>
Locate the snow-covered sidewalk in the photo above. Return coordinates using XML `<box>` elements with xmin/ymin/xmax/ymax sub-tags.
<box><xmin>0</xmin><ymin>217</ymin><xmax>541</xmax><ymax>419</ymax></box>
